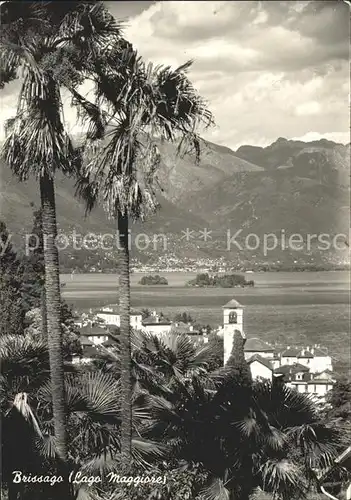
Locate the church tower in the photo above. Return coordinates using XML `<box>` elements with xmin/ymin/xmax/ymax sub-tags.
<box><xmin>222</xmin><ymin>299</ymin><xmax>245</xmax><ymax>365</ymax></box>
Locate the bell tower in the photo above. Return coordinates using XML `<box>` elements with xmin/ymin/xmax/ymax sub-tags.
<box><xmin>223</xmin><ymin>299</ymin><xmax>245</xmax><ymax>365</ymax></box>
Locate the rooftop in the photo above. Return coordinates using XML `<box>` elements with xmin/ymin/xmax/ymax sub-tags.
<box><xmin>222</xmin><ymin>299</ymin><xmax>243</xmax><ymax>309</ymax></box>
<box><xmin>297</xmin><ymin>350</ymin><xmax>314</xmax><ymax>359</ymax></box>
<box><xmin>80</xmin><ymin>337</ymin><xmax>93</xmax><ymax>346</ymax></box>
<box><xmin>80</xmin><ymin>326</ymin><xmax>109</xmax><ymax>336</ymax></box>
<box><xmin>244</xmin><ymin>338</ymin><xmax>274</xmax><ymax>352</ymax></box>
<box><xmin>142</xmin><ymin>320</ymin><xmax>172</xmax><ymax>326</ymax></box>
<box><xmin>274</xmin><ymin>363</ymin><xmax>310</xmax><ymax>374</ymax></box>
<box><xmin>96</xmin><ymin>309</ymin><xmax>142</xmax><ymax>316</ymax></box>
<box><xmin>247</xmin><ymin>354</ymin><xmax>273</xmax><ymax>371</ymax></box>
<box><xmin>171</xmin><ymin>325</ymin><xmax>201</xmax><ymax>335</ymax></box>
<box><xmin>314</xmin><ymin>369</ymin><xmax>334</xmax><ymax>377</ymax></box>
<box><xmin>282</xmin><ymin>348</ymin><xmax>299</xmax><ymax>357</ymax></box>
<box><xmin>313</xmin><ymin>346</ymin><xmax>329</xmax><ymax>357</ymax></box>
<box><xmin>102</xmin><ymin>339</ymin><xmax>119</xmax><ymax>347</ymax></box>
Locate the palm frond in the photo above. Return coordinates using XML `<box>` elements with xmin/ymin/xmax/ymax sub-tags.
<box><xmin>201</xmin><ymin>477</ymin><xmax>230</xmax><ymax>500</ymax></box>
<box><xmin>132</xmin><ymin>437</ymin><xmax>168</xmax><ymax>468</ymax></box>
<box><xmin>260</xmin><ymin>459</ymin><xmax>306</xmax><ymax>499</ymax></box>
<box><xmin>0</xmin><ymin>334</ymin><xmax>49</xmax><ymax>385</ymax></box>
<box><xmin>52</xmin><ymin>2</ymin><xmax>123</xmax><ymax>54</ymax></box>
<box><xmin>74</xmin><ymin>43</ymin><xmax>213</xmax><ymax>219</ymax></box>
<box><xmin>70</xmin><ymin>87</ymin><xmax>108</xmax><ymax>140</ymax></box>
<box><xmin>2</xmin><ymin>69</ymin><xmax>76</xmax><ymax>179</ymax></box>
<box><xmin>10</xmin><ymin>392</ymin><xmax>43</xmax><ymax>438</ymax></box>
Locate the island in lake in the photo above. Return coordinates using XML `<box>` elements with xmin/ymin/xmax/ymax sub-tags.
<box><xmin>138</xmin><ymin>275</ymin><xmax>169</xmax><ymax>285</ymax></box>
<box><xmin>186</xmin><ymin>273</ymin><xmax>254</xmax><ymax>288</ymax></box>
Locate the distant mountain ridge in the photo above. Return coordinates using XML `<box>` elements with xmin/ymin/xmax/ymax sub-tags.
<box><xmin>235</xmin><ymin>137</ymin><xmax>346</xmax><ymax>170</ymax></box>
<box><xmin>0</xmin><ymin>136</ymin><xmax>349</xmax><ymax>268</ymax></box>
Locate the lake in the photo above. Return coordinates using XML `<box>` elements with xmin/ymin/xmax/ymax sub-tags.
<box><xmin>61</xmin><ymin>271</ymin><xmax>350</xmax><ymax>372</ymax></box>
<box><xmin>60</xmin><ymin>271</ymin><xmax>349</xmax><ymax>306</ymax></box>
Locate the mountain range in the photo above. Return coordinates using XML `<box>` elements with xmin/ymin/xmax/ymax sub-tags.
<box><xmin>0</xmin><ymin>137</ymin><xmax>349</xmax><ymax>269</ymax></box>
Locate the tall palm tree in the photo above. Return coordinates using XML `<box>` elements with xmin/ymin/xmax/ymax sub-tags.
<box><xmin>75</xmin><ymin>45</ymin><xmax>213</xmax><ymax>471</ymax></box>
<box><xmin>0</xmin><ymin>1</ymin><xmax>123</xmax><ymax>492</ymax></box>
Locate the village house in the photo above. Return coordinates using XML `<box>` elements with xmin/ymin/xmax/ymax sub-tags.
<box><xmin>96</xmin><ymin>306</ymin><xmax>143</xmax><ymax>329</ymax></box>
<box><xmin>79</xmin><ymin>325</ymin><xmax>110</xmax><ymax>345</ymax></box>
<box><xmin>280</xmin><ymin>347</ymin><xmax>299</xmax><ymax>365</ymax></box>
<box><xmin>247</xmin><ymin>354</ymin><xmax>273</xmax><ymax>381</ymax></box>
<box><xmin>71</xmin><ymin>340</ymin><xmax>100</xmax><ymax>365</ymax></box>
<box><xmin>142</xmin><ymin>310</ymin><xmax>172</xmax><ymax>335</ymax></box>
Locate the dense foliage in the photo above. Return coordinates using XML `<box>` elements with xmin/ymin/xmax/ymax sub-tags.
<box><xmin>174</xmin><ymin>312</ymin><xmax>194</xmax><ymax>323</ymax></box>
<box><xmin>0</xmin><ymin>221</ymin><xmax>26</xmax><ymax>336</ymax></box>
<box><xmin>139</xmin><ymin>275</ymin><xmax>168</xmax><ymax>285</ymax></box>
<box><xmin>1</xmin><ymin>318</ymin><xmax>347</xmax><ymax>500</ymax></box>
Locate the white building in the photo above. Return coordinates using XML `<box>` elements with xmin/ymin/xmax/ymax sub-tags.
<box><xmin>96</xmin><ymin>307</ymin><xmax>143</xmax><ymax>330</ymax></box>
<box><xmin>288</xmin><ymin>380</ymin><xmax>334</xmax><ymax>403</ymax></box>
<box><xmin>141</xmin><ymin>310</ymin><xmax>173</xmax><ymax>336</ymax></box>
<box><xmin>142</xmin><ymin>319</ymin><xmax>172</xmax><ymax>335</ymax></box>
<box><xmin>79</xmin><ymin>325</ymin><xmax>110</xmax><ymax>345</ymax></box>
<box><xmin>280</xmin><ymin>347</ymin><xmax>299</xmax><ymax>366</ymax></box>
<box><xmin>308</xmin><ymin>345</ymin><xmax>333</xmax><ymax>374</ymax></box>
<box><xmin>247</xmin><ymin>354</ymin><xmax>273</xmax><ymax>381</ymax></box>
<box><xmin>296</xmin><ymin>349</ymin><xmax>314</xmax><ymax>369</ymax></box>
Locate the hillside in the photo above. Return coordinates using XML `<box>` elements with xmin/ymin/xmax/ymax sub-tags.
<box><xmin>154</xmin><ymin>139</ymin><xmax>263</xmax><ymax>204</ymax></box>
<box><xmin>0</xmin><ymin>137</ymin><xmax>349</xmax><ymax>270</ymax></box>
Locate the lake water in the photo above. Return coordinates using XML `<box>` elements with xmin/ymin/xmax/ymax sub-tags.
<box><xmin>60</xmin><ymin>271</ymin><xmax>349</xmax><ymax>304</ymax></box>
<box><xmin>61</xmin><ymin>271</ymin><xmax>350</xmax><ymax>371</ymax></box>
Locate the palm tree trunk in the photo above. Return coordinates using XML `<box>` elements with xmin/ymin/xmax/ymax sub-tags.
<box><xmin>41</xmin><ymin>287</ymin><xmax>48</xmax><ymax>340</ymax></box>
<box><xmin>40</xmin><ymin>173</ymin><xmax>70</xmax><ymax>495</ymax></box>
<box><xmin>117</xmin><ymin>210</ymin><xmax>132</xmax><ymax>473</ymax></box>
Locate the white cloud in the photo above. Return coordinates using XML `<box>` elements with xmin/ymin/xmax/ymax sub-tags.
<box><xmin>0</xmin><ymin>0</ymin><xmax>349</xmax><ymax>151</ymax></box>
<box><xmin>295</xmin><ymin>101</ymin><xmax>321</xmax><ymax>116</ymax></box>
<box><xmin>292</xmin><ymin>131</ymin><xmax>350</xmax><ymax>144</ymax></box>
<box><xmin>122</xmin><ymin>0</ymin><xmax>349</xmax><ymax>150</ymax></box>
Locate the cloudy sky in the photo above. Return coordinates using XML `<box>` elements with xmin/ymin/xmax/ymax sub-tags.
<box><xmin>1</xmin><ymin>0</ymin><xmax>349</xmax><ymax>150</ymax></box>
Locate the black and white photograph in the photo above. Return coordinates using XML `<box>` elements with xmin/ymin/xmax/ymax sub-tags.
<box><xmin>0</xmin><ymin>1</ymin><xmax>350</xmax><ymax>499</ymax></box>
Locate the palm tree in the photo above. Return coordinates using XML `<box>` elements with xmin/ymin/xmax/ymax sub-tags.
<box><xmin>96</xmin><ymin>330</ymin><xmax>220</xmax><ymax>396</ymax></box>
<box><xmin>145</xmin><ymin>372</ymin><xmax>341</xmax><ymax>500</ymax></box>
<box><xmin>0</xmin><ymin>1</ymin><xmax>123</xmax><ymax>492</ymax></box>
<box><xmin>0</xmin><ymin>331</ymin><xmax>342</xmax><ymax>500</ymax></box>
<box><xmin>0</xmin><ymin>333</ymin><xmax>163</xmax><ymax>500</ymax></box>
<box><xmin>75</xmin><ymin>46</ymin><xmax>213</xmax><ymax>471</ymax></box>
<box><xmin>0</xmin><ymin>334</ymin><xmax>50</xmax><ymax>500</ymax></box>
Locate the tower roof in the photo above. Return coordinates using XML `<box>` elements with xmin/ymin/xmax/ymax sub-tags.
<box><xmin>222</xmin><ymin>299</ymin><xmax>243</xmax><ymax>309</ymax></box>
